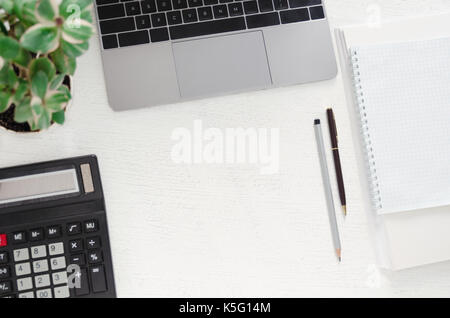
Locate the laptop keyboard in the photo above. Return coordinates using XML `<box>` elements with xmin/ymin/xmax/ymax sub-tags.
<box><xmin>96</xmin><ymin>0</ymin><xmax>326</xmax><ymax>49</ymax></box>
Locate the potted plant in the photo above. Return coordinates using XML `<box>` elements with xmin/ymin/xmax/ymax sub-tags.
<box><xmin>0</xmin><ymin>0</ymin><xmax>94</xmax><ymax>132</ymax></box>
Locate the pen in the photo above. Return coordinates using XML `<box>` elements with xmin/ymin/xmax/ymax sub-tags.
<box><xmin>314</xmin><ymin>119</ymin><xmax>342</xmax><ymax>262</ymax></box>
<box><xmin>326</xmin><ymin>108</ymin><xmax>347</xmax><ymax>216</ymax></box>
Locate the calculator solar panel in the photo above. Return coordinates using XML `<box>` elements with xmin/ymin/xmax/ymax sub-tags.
<box><xmin>0</xmin><ymin>156</ymin><xmax>116</xmax><ymax>298</ymax></box>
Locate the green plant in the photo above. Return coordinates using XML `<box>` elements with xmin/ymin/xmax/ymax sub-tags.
<box><xmin>0</xmin><ymin>0</ymin><xmax>94</xmax><ymax>131</ymax></box>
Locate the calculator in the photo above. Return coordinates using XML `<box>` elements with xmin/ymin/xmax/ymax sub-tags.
<box><xmin>0</xmin><ymin>155</ymin><xmax>116</xmax><ymax>298</ymax></box>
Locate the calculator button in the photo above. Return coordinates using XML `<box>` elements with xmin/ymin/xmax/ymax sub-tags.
<box><xmin>86</xmin><ymin>237</ymin><xmax>101</xmax><ymax>249</ymax></box>
<box><xmin>51</xmin><ymin>256</ymin><xmax>66</xmax><ymax>270</ymax></box>
<box><xmin>0</xmin><ymin>234</ymin><xmax>7</xmax><ymax>247</ymax></box>
<box><xmin>90</xmin><ymin>265</ymin><xmax>107</xmax><ymax>293</ymax></box>
<box><xmin>33</xmin><ymin>259</ymin><xmax>49</xmax><ymax>273</ymax></box>
<box><xmin>0</xmin><ymin>251</ymin><xmax>8</xmax><ymax>264</ymax></box>
<box><xmin>74</xmin><ymin>268</ymin><xmax>89</xmax><ymax>296</ymax></box>
<box><xmin>54</xmin><ymin>285</ymin><xmax>70</xmax><ymax>298</ymax></box>
<box><xmin>19</xmin><ymin>291</ymin><xmax>34</xmax><ymax>298</ymax></box>
<box><xmin>31</xmin><ymin>245</ymin><xmax>47</xmax><ymax>259</ymax></box>
<box><xmin>15</xmin><ymin>262</ymin><xmax>31</xmax><ymax>276</ymax></box>
<box><xmin>0</xmin><ymin>281</ymin><xmax>12</xmax><ymax>295</ymax></box>
<box><xmin>13</xmin><ymin>248</ymin><xmax>29</xmax><ymax>262</ymax></box>
<box><xmin>84</xmin><ymin>220</ymin><xmax>99</xmax><ymax>233</ymax></box>
<box><xmin>36</xmin><ymin>288</ymin><xmax>52</xmax><ymax>298</ymax></box>
<box><xmin>17</xmin><ymin>277</ymin><xmax>33</xmax><ymax>291</ymax></box>
<box><xmin>87</xmin><ymin>250</ymin><xmax>103</xmax><ymax>264</ymax></box>
<box><xmin>69</xmin><ymin>239</ymin><xmax>83</xmax><ymax>252</ymax></box>
<box><xmin>49</xmin><ymin>242</ymin><xmax>64</xmax><ymax>256</ymax></box>
<box><xmin>46</xmin><ymin>225</ymin><xmax>62</xmax><ymax>238</ymax></box>
<box><xmin>0</xmin><ymin>266</ymin><xmax>10</xmax><ymax>279</ymax></box>
<box><xmin>12</xmin><ymin>231</ymin><xmax>27</xmax><ymax>244</ymax></box>
<box><xmin>67</xmin><ymin>222</ymin><xmax>82</xmax><ymax>236</ymax></box>
<box><xmin>69</xmin><ymin>254</ymin><xmax>85</xmax><ymax>266</ymax></box>
<box><xmin>35</xmin><ymin>274</ymin><xmax>51</xmax><ymax>288</ymax></box>
<box><xmin>29</xmin><ymin>228</ymin><xmax>44</xmax><ymax>242</ymax></box>
<box><xmin>52</xmin><ymin>271</ymin><xmax>68</xmax><ymax>285</ymax></box>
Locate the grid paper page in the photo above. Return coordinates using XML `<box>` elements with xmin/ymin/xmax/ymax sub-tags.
<box><xmin>352</xmin><ymin>37</ymin><xmax>450</xmax><ymax>214</ymax></box>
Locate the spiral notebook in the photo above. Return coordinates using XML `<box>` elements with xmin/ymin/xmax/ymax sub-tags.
<box><xmin>350</xmin><ymin>37</ymin><xmax>450</xmax><ymax>215</ymax></box>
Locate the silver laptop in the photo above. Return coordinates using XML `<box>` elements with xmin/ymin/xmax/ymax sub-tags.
<box><xmin>94</xmin><ymin>0</ymin><xmax>337</xmax><ymax>111</ymax></box>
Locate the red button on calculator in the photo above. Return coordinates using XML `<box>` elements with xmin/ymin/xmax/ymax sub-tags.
<box><xmin>0</xmin><ymin>234</ymin><xmax>6</xmax><ymax>247</ymax></box>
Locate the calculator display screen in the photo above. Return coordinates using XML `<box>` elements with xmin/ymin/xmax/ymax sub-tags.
<box><xmin>0</xmin><ymin>169</ymin><xmax>79</xmax><ymax>205</ymax></box>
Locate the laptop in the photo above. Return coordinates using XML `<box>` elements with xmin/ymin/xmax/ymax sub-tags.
<box><xmin>94</xmin><ymin>0</ymin><xmax>337</xmax><ymax>110</ymax></box>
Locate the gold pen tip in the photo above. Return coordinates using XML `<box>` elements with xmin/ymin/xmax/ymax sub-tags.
<box><xmin>342</xmin><ymin>205</ymin><xmax>347</xmax><ymax>216</ymax></box>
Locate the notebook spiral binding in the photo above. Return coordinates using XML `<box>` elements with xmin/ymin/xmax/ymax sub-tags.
<box><xmin>350</xmin><ymin>49</ymin><xmax>382</xmax><ymax>211</ymax></box>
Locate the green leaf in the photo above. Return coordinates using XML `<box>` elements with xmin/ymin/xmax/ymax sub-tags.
<box><xmin>29</xmin><ymin>57</ymin><xmax>56</xmax><ymax>81</ymax></box>
<box><xmin>62</xmin><ymin>20</ymin><xmax>93</xmax><ymax>43</ymax></box>
<box><xmin>61</xmin><ymin>39</ymin><xmax>89</xmax><ymax>58</ymax></box>
<box><xmin>58</xmin><ymin>84</ymin><xmax>71</xmax><ymax>100</ymax></box>
<box><xmin>0</xmin><ymin>0</ymin><xmax>14</xmax><ymax>13</ymax></box>
<box><xmin>13</xmin><ymin>0</ymin><xmax>38</xmax><ymax>25</ymax></box>
<box><xmin>13</xmin><ymin>48</ymin><xmax>31</xmax><ymax>68</ymax></box>
<box><xmin>52</xmin><ymin>110</ymin><xmax>65</xmax><ymax>124</ymax></box>
<box><xmin>37</xmin><ymin>108</ymin><xmax>51</xmax><ymax>130</ymax></box>
<box><xmin>0</xmin><ymin>90</ymin><xmax>11</xmax><ymax>113</ymax></box>
<box><xmin>14</xmin><ymin>23</ymin><xmax>26</xmax><ymax>38</ymax></box>
<box><xmin>0</xmin><ymin>36</ymin><xmax>20</xmax><ymax>60</ymax></box>
<box><xmin>80</xmin><ymin>9</ymin><xmax>93</xmax><ymax>23</ymax></box>
<box><xmin>0</xmin><ymin>20</ymin><xmax>7</xmax><ymax>35</ymax></box>
<box><xmin>59</xmin><ymin>0</ymin><xmax>93</xmax><ymax>19</ymax></box>
<box><xmin>14</xmin><ymin>80</ymin><xmax>28</xmax><ymax>103</ymax></box>
<box><xmin>37</xmin><ymin>0</ymin><xmax>56</xmax><ymax>21</ymax></box>
<box><xmin>31</xmin><ymin>71</ymin><xmax>48</xmax><ymax>100</ymax></box>
<box><xmin>49</xmin><ymin>74</ymin><xmax>65</xmax><ymax>90</ymax></box>
<box><xmin>20</xmin><ymin>24</ymin><xmax>59</xmax><ymax>54</ymax></box>
<box><xmin>14</xmin><ymin>97</ymin><xmax>32</xmax><ymax>123</ymax></box>
<box><xmin>50</xmin><ymin>48</ymin><xmax>76</xmax><ymax>75</ymax></box>
<box><xmin>45</xmin><ymin>91</ymin><xmax>69</xmax><ymax>111</ymax></box>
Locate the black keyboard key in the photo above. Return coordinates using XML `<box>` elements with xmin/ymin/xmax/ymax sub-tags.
<box><xmin>204</xmin><ymin>0</ymin><xmax>218</xmax><ymax>4</ymax></box>
<box><xmin>119</xmin><ymin>30</ymin><xmax>150</xmax><ymax>46</ymax></box>
<box><xmin>100</xmin><ymin>17</ymin><xmax>135</xmax><ymax>34</ymax></box>
<box><xmin>173</xmin><ymin>0</ymin><xmax>188</xmax><ymax>9</ymax></box>
<box><xmin>84</xmin><ymin>220</ymin><xmax>99</xmax><ymax>233</ymax></box>
<box><xmin>289</xmin><ymin>0</ymin><xmax>320</xmax><ymax>8</ymax></box>
<box><xmin>188</xmin><ymin>0</ymin><xmax>203</xmax><ymax>7</ymax></box>
<box><xmin>246</xmin><ymin>12</ymin><xmax>279</xmax><ymax>28</ymax></box>
<box><xmin>213</xmin><ymin>4</ymin><xmax>228</xmax><ymax>18</ymax></box>
<box><xmin>86</xmin><ymin>237</ymin><xmax>102</xmax><ymax>249</ymax></box>
<box><xmin>0</xmin><ymin>252</ymin><xmax>8</xmax><ymax>264</ymax></box>
<box><xmin>228</xmin><ymin>2</ymin><xmax>243</xmax><ymax>16</ymax></box>
<box><xmin>219</xmin><ymin>0</ymin><xmax>233</xmax><ymax>3</ymax></box>
<box><xmin>157</xmin><ymin>0</ymin><xmax>172</xmax><ymax>11</ymax></box>
<box><xmin>29</xmin><ymin>228</ymin><xmax>44</xmax><ymax>241</ymax></box>
<box><xmin>183</xmin><ymin>8</ymin><xmax>198</xmax><ymax>22</ymax></box>
<box><xmin>66</xmin><ymin>223</ymin><xmax>82</xmax><ymax>236</ymax></box>
<box><xmin>97</xmin><ymin>3</ymin><xmax>125</xmax><ymax>19</ymax></box>
<box><xmin>11</xmin><ymin>231</ymin><xmax>26</xmax><ymax>244</ymax></box>
<box><xmin>150</xmin><ymin>27</ymin><xmax>170</xmax><ymax>41</ymax></box>
<box><xmin>170</xmin><ymin>17</ymin><xmax>245</xmax><ymax>39</ymax></box>
<box><xmin>136</xmin><ymin>15</ymin><xmax>151</xmax><ymax>28</ymax></box>
<box><xmin>243</xmin><ymin>1</ymin><xmax>258</xmax><ymax>14</ymax></box>
<box><xmin>151</xmin><ymin>13</ymin><xmax>167</xmax><ymax>26</ymax></box>
<box><xmin>167</xmin><ymin>11</ymin><xmax>183</xmax><ymax>24</ymax></box>
<box><xmin>125</xmin><ymin>1</ymin><xmax>141</xmax><ymax>15</ymax></box>
<box><xmin>97</xmin><ymin>0</ymin><xmax>119</xmax><ymax>5</ymax></box>
<box><xmin>309</xmin><ymin>5</ymin><xmax>324</xmax><ymax>19</ymax></box>
<box><xmin>47</xmin><ymin>225</ymin><xmax>62</xmax><ymax>238</ymax></box>
<box><xmin>197</xmin><ymin>7</ymin><xmax>213</xmax><ymax>20</ymax></box>
<box><xmin>74</xmin><ymin>268</ymin><xmax>90</xmax><ymax>296</ymax></box>
<box><xmin>88</xmin><ymin>250</ymin><xmax>103</xmax><ymax>264</ymax></box>
<box><xmin>0</xmin><ymin>281</ymin><xmax>12</xmax><ymax>295</ymax></box>
<box><xmin>280</xmin><ymin>7</ymin><xmax>309</xmax><ymax>23</ymax></box>
<box><xmin>69</xmin><ymin>239</ymin><xmax>83</xmax><ymax>252</ymax></box>
<box><xmin>70</xmin><ymin>254</ymin><xmax>86</xmax><ymax>266</ymax></box>
<box><xmin>141</xmin><ymin>0</ymin><xmax>157</xmax><ymax>13</ymax></box>
<box><xmin>257</xmin><ymin>0</ymin><xmax>273</xmax><ymax>12</ymax></box>
<box><xmin>90</xmin><ymin>265</ymin><xmax>107</xmax><ymax>293</ymax></box>
<box><xmin>273</xmin><ymin>0</ymin><xmax>288</xmax><ymax>10</ymax></box>
<box><xmin>0</xmin><ymin>266</ymin><xmax>10</xmax><ymax>279</ymax></box>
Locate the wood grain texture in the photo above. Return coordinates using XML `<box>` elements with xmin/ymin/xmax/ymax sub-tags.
<box><xmin>2</xmin><ymin>0</ymin><xmax>450</xmax><ymax>297</ymax></box>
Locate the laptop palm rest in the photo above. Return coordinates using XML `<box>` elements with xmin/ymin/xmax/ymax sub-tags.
<box><xmin>172</xmin><ymin>31</ymin><xmax>272</xmax><ymax>99</ymax></box>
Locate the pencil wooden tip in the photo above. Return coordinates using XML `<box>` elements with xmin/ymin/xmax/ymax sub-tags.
<box><xmin>342</xmin><ymin>205</ymin><xmax>347</xmax><ymax>216</ymax></box>
<box><xmin>336</xmin><ymin>248</ymin><xmax>341</xmax><ymax>262</ymax></box>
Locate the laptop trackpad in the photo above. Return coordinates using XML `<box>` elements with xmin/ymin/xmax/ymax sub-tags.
<box><xmin>173</xmin><ymin>31</ymin><xmax>272</xmax><ymax>99</ymax></box>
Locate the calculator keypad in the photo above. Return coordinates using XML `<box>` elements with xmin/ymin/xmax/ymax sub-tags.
<box><xmin>0</xmin><ymin>217</ymin><xmax>112</xmax><ymax>298</ymax></box>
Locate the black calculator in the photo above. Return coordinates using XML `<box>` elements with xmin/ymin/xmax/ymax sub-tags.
<box><xmin>0</xmin><ymin>155</ymin><xmax>116</xmax><ymax>298</ymax></box>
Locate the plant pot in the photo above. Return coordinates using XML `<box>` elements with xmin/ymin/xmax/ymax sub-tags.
<box><xmin>0</xmin><ymin>76</ymin><xmax>73</xmax><ymax>134</ymax></box>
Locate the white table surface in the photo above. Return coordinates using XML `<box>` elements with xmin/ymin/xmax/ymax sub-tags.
<box><xmin>2</xmin><ymin>0</ymin><xmax>450</xmax><ymax>298</ymax></box>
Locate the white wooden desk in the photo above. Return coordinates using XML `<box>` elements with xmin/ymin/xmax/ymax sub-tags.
<box><xmin>2</xmin><ymin>0</ymin><xmax>450</xmax><ymax>297</ymax></box>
